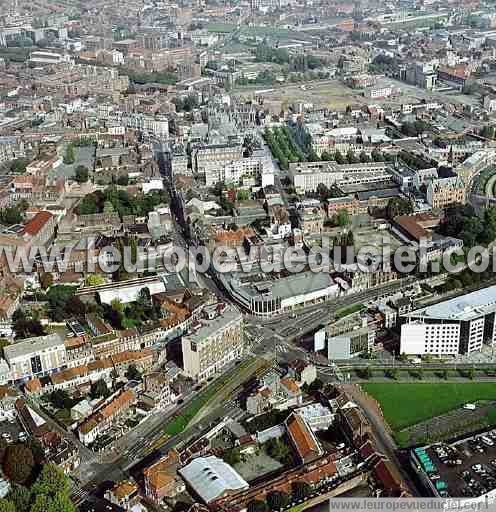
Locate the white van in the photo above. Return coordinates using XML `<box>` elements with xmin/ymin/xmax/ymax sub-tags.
<box><xmin>481</xmin><ymin>436</ymin><xmax>494</xmax><ymax>447</ymax></box>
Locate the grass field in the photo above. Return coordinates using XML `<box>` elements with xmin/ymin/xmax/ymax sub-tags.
<box><xmin>335</xmin><ymin>304</ymin><xmax>365</xmax><ymax>320</ymax></box>
<box><xmin>362</xmin><ymin>383</ymin><xmax>496</xmax><ymax>431</ymax></box>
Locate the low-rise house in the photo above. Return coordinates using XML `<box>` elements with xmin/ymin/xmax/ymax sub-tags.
<box><xmin>104</xmin><ymin>480</ymin><xmax>139</xmax><ymax>510</ymax></box>
<box><xmin>286</xmin><ymin>412</ymin><xmax>323</xmax><ymax>464</ymax></box>
<box><xmin>279</xmin><ymin>377</ymin><xmax>303</xmax><ymax>409</ymax></box>
<box><xmin>64</xmin><ymin>337</ymin><xmax>95</xmax><ymax>368</ymax></box>
<box><xmin>111</xmin><ymin>349</ymin><xmax>154</xmax><ymax>377</ymax></box>
<box><xmin>44</xmin><ymin>433</ymin><xmax>80</xmax><ymax>474</ymax></box>
<box><xmin>143</xmin><ymin>450</ymin><xmax>186</xmax><ymax>504</ymax></box>
<box><xmin>90</xmin><ymin>332</ymin><xmax>121</xmax><ymax>359</ymax></box>
<box><xmin>70</xmin><ymin>399</ymin><xmax>93</xmax><ymax>421</ymax></box>
<box><xmin>50</xmin><ymin>365</ymin><xmax>89</xmax><ymax>390</ymax></box>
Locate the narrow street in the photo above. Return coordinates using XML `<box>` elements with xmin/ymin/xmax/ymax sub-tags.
<box><xmin>340</xmin><ymin>384</ymin><xmax>421</xmax><ymax>496</ymax></box>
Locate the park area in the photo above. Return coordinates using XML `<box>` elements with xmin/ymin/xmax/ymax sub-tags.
<box><xmin>362</xmin><ymin>383</ymin><xmax>496</xmax><ymax>447</ymax></box>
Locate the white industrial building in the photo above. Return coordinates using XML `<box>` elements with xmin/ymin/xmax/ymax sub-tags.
<box><xmin>179</xmin><ymin>456</ymin><xmax>249</xmax><ymax>504</ymax></box>
<box><xmin>400</xmin><ymin>286</ymin><xmax>496</xmax><ymax>356</ymax></box>
<box><xmin>288</xmin><ymin>161</ymin><xmax>391</xmax><ymax>193</ymax></box>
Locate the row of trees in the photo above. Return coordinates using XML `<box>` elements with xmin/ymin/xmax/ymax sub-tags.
<box><xmin>173</xmin><ymin>95</ymin><xmax>200</xmax><ymax>112</ymax></box>
<box><xmin>400</xmin><ymin>120</ymin><xmax>431</xmax><ymax>137</ymax></box>
<box><xmin>358</xmin><ymin>367</ymin><xmax>475</xmax><ymax>381</ymax></box>
<box><xmin>235</xmin><ymin>70</ymin><xmax>330</xmax><ymax>88</ymax></box>
<box><xmin>63</xmin><ymin>145</ymin><xmax>75</xmax><ymax>165</ymax></box>
<box><xmin>77</xmin><ymin>187</ymin><xmax>168</xmax><ymax>218</ymax></box>
<box><xmin>253</xmin><ymin>42</ymin><xmax>323</xmax><ymax>71</ymax></box>
<box><xmin>263</xmin><ymin>127</ymin><xmax>305</xmax><ymax>170</ymax></box>
<box><xmin>124</xmin><ymin>69</ymin><xmax>178</xmax><ymax>86</ymax></box>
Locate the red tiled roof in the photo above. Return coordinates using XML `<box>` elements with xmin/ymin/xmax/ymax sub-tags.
<box><xmin>22</xmin><ymin>211</ymin><xmax>53</xmax><ymax>236</ymax></box>
<box><xmin>286</xmin><ymin>413</ymin><xmax>321</xmax><ymax>462</ymax></box>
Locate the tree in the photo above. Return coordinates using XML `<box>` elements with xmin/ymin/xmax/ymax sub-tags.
<box><xmin>316</xmin><ymin>183</ymin><xmax>330</xmax><ymax>200</ymax></box>
<box><xmin>48</xmin><ymin>390</ymin><xmax>73</xmax><ymax>410</ymax></box>
<box><xmin>334</xmin><ymin>150</ymin><xmax>345</xmax><ymax>164</ymax></box>
<box><xmin>385</xmin><ymin>368</ymin><xmax>399</xmax><ymax>380</ymax></box>
<box><xmin>85</xmin><ymin>274</ymin><xmax>105</xmax><ymax>287</ymax></box>
<box><xmin>39</xmin><ymin>272</ymin><xmax>53</xmax><ymax>290</ymax></box>
<box><xmin>0</xmin><ymin>206</ymin><xmax>23</xmax><ymax>225</ymax></box>
<box><xmin>63</xmin><ymin>145</ymin><xmax>75</xmax><ymax>165</ymax></box>
<box><xmin>359</xmin><ymin>151</ymin><xmax>370</xmax><ymax>163</ymax></box>
<box><xmin>265</xmin><ymin>438</ymin><xmax>292</xmax><ymax>465</ymax></box>
<box><xmin>371</xmin><ymin>149</ymin><xmax>384</xmax><ymax>162</ymax></box>
<box><xmin>64</xmin><ymin>296</ymin><xmax>87</xmax><ymax>318</ymax></box>
<box><xmin>13</xmin><ymin>309</ymin><xmax>45</xmax><ymax>339</ymax></box>
<box><xmin>336</xmin><ymin>209</ymin><xmax>349</xmax><ymax>227</ymax></box>
<box><xmin>7</xmin><ymin>484</ymin><xmax>31</xmax><ymax>510</ymax></box>
<box><xmin>291</xmin><ymin>481</ymin><xmax>311</xmax><ymax>501</ymax></box>
<box><xmin>9</xmin><ymin>158</ymin><xmax>30</xmax><ymax>173</ymax></box>
<box><xmin>74</xmin><ymin>165</ymin><xmax>89</xmax><ymax>183</ymax></box>
<box><xmin>46</xmin><ymin>286</ymin><xmax>77</xmax><ymax>321</ymax></box>
<box><xmin>6</xmin><ymin>484</ymin><xmax>31</xmax><ymax>511</ymax></box>
<box><xmin>267</xmin><ymin>491</ymin><xmax>290</xmax><ymax>511</ymax></box>
<box><xmin>237</xmin><ymin>190</ymin><xmax>250</xmax><ymax>201</ymax></box>
<box><xmin>0</xmin><ymin>499</ymin><xmax>15</xmax><ymax>512</ymax></box>
<box><xmin>386</xmin><ymin>197</ymin><xmax>413</xmax><ymax>219</ymax></box>
<box><xmin>31</xmin><ymin>464</ymin><xmax>71</xmax><ymax>498</ymax></box>
<box><xmin>222</xmin><ymin>448</ymin><xmax>241</xmax><ymax>466</ymax></box>
<box><xmin>125</xmin><ymin>364</ymin><xmax>141</xmax><ymax>381</ymax></box>
<box><xmin>346</xmin><ymin>149</ymin><xmax>358</xmax><ymax>164</ymax></box>
<box><xmin>2</xmin><ymin>444</ymin><xmax>35</xmax><ymax>484</ymax></box>
<box><xmin>247</xmin><ymin>500</ymin><xmax>269</xmax><ymax>512</ymax></box>
<box><xmin>309</xmin><ymin>378</ymin><xmax>323</xmax><ymax>393</ymax></box>
<box><xmin>90</xmin><ymin>379</ymin><xmax>110</xmax><ymax>399</ymax></box>
<box><xmin>117</xmin><ymin>175</ymin><xmax>129</xmax><ymax>186</ymax></box>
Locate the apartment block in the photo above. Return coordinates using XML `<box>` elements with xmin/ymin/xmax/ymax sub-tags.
<box><xmin>4</xmin><ymin>333</ymin><xmax>66</xmax><ymax>382</ymax></box>
<box><xmin>289</xmin><ymin>161</ymin><xmax>391</xmax><ymax>193</ymax></box>
<box><xmin>400</xmin><ymin>286</ymin><xmax>496</xmax><ymax>356</ymax></box>
<box><xmin>181</xmin><ymin>305</ymin><xmax>244</xmax><ymax>381</ymax></box>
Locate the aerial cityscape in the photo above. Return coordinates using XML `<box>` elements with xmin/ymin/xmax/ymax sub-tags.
<box><xmin>3</xmin><ymin>0</ymin><xmax>496</xmax><ymax>509</ymax></box>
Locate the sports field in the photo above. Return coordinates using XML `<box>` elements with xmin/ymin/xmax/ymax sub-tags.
<box><xmin>362</xmin><ymin>383</ymin><xmax>496</xmax><ymax>431</ymax></box>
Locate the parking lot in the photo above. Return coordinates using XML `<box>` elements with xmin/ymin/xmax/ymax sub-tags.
<box><xmin>0</xmin><ymin>414</ymin><xmax>29</xmax><ymax>445</ymax></box>
<box><xmin>424</xmin><ymin>431</ymin><xmax>496</xmax><ymax>497</ymax></box>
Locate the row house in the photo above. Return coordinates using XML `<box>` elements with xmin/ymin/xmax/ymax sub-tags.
<box><xmin>78</xmin><ymin>388</ymin><xmax>136</xmax><ymax>445</ymax></box>
<box><xmin>111</xmin><ymin>349</ymin><xmax>154</xmax><ymax>377</ymax></box>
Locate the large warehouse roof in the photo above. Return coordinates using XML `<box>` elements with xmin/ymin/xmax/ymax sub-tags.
<box><xmin>179</xmin><ymin>455</ymin><xmax>249</xmax><ymax>503</ymax></box>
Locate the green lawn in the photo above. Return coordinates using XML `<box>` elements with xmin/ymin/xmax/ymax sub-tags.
<box><xmin>335</xmin><ymin>303</ymin><xmax>365</xmax><ymax>320</ymax></box>
<box><xmin>362</xmin><ymin>383</ymin><xmax>496</xmax><ymax>431</ymax></box>
<box><xmin>207</xmin><ymin>22</ymin><xmax>237</xmax><ymax>33</ymax></box>
<box><xmin>164</xmin><ymin>357</ymin><xmax>266</xmax><ymax>436</ymax></box>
